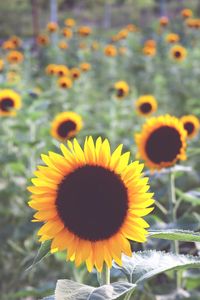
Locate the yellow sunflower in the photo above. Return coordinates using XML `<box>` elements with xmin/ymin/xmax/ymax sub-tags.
<box><xmin>28</xmin><ymin>136</ymin><xmax>154</xmax><ymax>272</ymax></box>
<box><xmin>79</xmin><ymin>62</ymin><xmax>91</xmax><ymax>72</ymax></box>
<box><xmin>170</xmin><ymin>44</ymin><xmax>187</xmax><ymax>61</ymax></box>
<box><xmin>62</xmin><ymin>28</ymin><xmax>73</xmax><ymax>39</ymax></box>
<box><xmin>114</xmin><ymin>81</ymin><xmax>129</xmax><ymax>99</ymax></box>
<box><xmin>47</xmin><ymin>22</ymin><xmax>58</xmax><ymax>33</ymax></box>
<box><xmin>58</xmin><ymin>40</ymin><xmax>68</xmax><ymax>50</ymax></box>
<box><xmin>104</xmin><ymin>45</ymin><xmax>117</xmax><ymax>57</ymax></box>
<box><xmin>165</xmin><ymin>33</ymin><xmax>180</xmax><ymax>44</ymax></box>
<box><xmin>10</xmin><ymin>36</ymin><xmax>22</xmax><ymax>48</ymax></box>
<box><xmin>36</xmin><ymin>34</ymin><xmax>49</xmax><ymax>46</ymax></box>
<box><xmin>144</xmin><ymin>40</ymin><xmax>157</xmax><ymax>48</ymax></box>
<box><xmin>159</xmin><ymin>16</ymin><xmax>169</xmax><ymax>27</ymax></box>
<box><xmin>0</xmin><ymin>89</ymin><xmax>21</xmax><ymax>116</ymax></box>
<box><xmin>51</xmin><ymin>112</ymin><xmax>82</xmax><ymax>141</ymax></box>
<box><xmin>77</xmin><ymin>26</ymin><xmax>92</xmax><ymax>37</ymax></box>
<box><xmin>45</xmin><ymin>64</ymin><xmax>57</xmax><ymax>76</ymax></box>
<box><xmin>135</xmin><ymin>95</ymin><xmax>157</xmax><ymax>117</ymax></box>
<box><xmin>143</xmin><ymin>46</ymin><xmax>156</xmax><ymax>57</ymax></box>
<box><xmin>65</xmin><ymin>18</ymin><xmax>76</xmax><ymax>27</ymax></box>
<box><xmin>180</xmin><ymin>115</ymin><xmax>200</xmax><ymax>139</ymax></box>
<box><xmin>2</xmin><ymin>40</ymin><xmax>16</xmax><ymax>50</ymax></box>
<box><xmin>57</xmin><ymin>77</ymin><xmax>73</xmax><ymax>89</ymax></box>
<box><xmin>6</xmin><ymin>51</ymin><xmax>24</xmax><ymax>64</ymax></box>
<box><xmin>56</xmin><ymin>65</ymin><xmax>70</xmax><ymax>77</ymax></box>
<box><xmin>70</xmin><ymin>68</ymin><xmax>81</xmax><ymax>80</ymax></box>
<box><xmin>181</xmin><ymin>8</ymin><xmax>193</xmax><ymax>18</ymax></box>
<box><xmin>135</xmin><ymin>115</ymin><xmax>187</xmax><ymax>170</ymax></box>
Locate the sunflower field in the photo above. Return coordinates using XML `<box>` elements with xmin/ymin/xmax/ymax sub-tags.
<box><xmin>1</xmin><ymin>1</ymin><xmax>200</xmax><ymax>299</ymax></box>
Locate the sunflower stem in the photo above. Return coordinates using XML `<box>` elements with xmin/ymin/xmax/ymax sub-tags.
<box><xmin>169</xmin><ymin>170</ymin><xmax>181</xmax><ymax>291</ymax></box>
<box><xmin>98</xmin><ymin>264</ymin><xmax>110</xmax><ymax>286</ymax></box>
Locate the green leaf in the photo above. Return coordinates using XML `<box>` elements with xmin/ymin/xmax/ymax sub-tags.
<box><xmin>55</xmin><ymin>279</ymin><xmax>136</xmax><ymax>300</ymax></box>
<box><xmin>26</xmin><ymin>240</ymin><xmax>51</xmax><ymax>271</ymax></box>
<box><xmin>113</xmin><ymin>251</ymin><xmax>200</xmax><ymax>283</ymax></box>
<box><xmin>148</xmin><ymin>229</ymin><xmax>200</xmax><ymax>243</ymax></box>
<box><xmin>176</xmin><ymin>188</ymin><xmax>200</xmax><ymax>206</ymax></box>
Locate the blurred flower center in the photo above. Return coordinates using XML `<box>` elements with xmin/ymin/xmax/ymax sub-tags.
<box><xmin>0</xmin><ymin>98</ymin><xmax>14</xmax><ymax>111</ymax></box>
<box><xmin>57</xmin><ymin>120</ymin><xmax>76</xmax><ymax>138</ymax></box>
<box><xmin>140</xmin><ymin>102</ymin><xmax>152</xmax><ymax>113</ymax></box>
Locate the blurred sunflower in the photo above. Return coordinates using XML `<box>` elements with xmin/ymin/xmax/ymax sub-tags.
<box><xmin>135</xmin><ymin>115</ymin><xmax>187</xmax><ymax>170</ymax></box>
<box><xmin>170</xmin><ymin>45</ymin><xmax>187</xmax><ymax>61</ymax></box>
<box><xmin>0</xmin><ymin>59</ymin><xmax>4</xmax><ymax>72</ymax></box>
<box><xmin>51</xmin><ymin>112</ymin><xmax>82</xmax><ymax>141</ymax></box>
<box><xmin>62</xmin><ymin>28</ymin><xmax>73</xmax><ymax>39</ymax></box>
<box><xmin>165</xmin><ymin>33</ymin><xmax>180</xmax><ymax>44</ymax></box>
<box><xmin>117</xmin><ymin>29</ymin><xmax>129</xmax><ymax>40</ymax></box>
<box><xmin>45</xmin><ymin>64</ymin><xmax>57</xmax><ymax>76</ymax></box>
<box><xmin>2</xmin><ymin>40</ymin><xmax>15</xmax><ymax>50</ymax></box>
<box><xmin>135</xmin><ymin>95</ymin><xmax>157</xmax><ymax>117</ymax></box>
<box><xmin>70</xmin><ymin>68</ymin><xmax>81</xmax><ymax>80</ymax></box>
<box><xmin>6</xmin><ymin>71</ymin><xmax>21</xmax><ymax>84</ymax></box>
<box><xmin>186</xmin><ymin>18</ymin><xmax>200</xmax><ymax>29</ymax></box>
<box><xmin>10</xmin><ymin>36</ymin><xmax>22</xmax><ymax>48</ymax></box>
<box><xmin>37</xmin><ymin>34</ymin><xmax>49</xmax><ymax>46</ymax></box>
<box><xmin>0</xmin><ymin>89</ymin><xmax>21</xmax><ymax>116</ymax></box>
<box><xmin>104</xmin><ymin>44</ymin><xmax>117</xmax><ymax>57</ymax></box>
<box><xmin>126</xmin><ymin>23</ymin><xmax>138</xmax><ymax>32</ymax></box>
<box><xmin>143</xmin><ymin>46</ymin><xmax>156</xmax><ymax>57</ymax></box>
<box><xmin>64</xmin><ymin>18</ymin><xmax>76</xmax><ymax>27</ymax></box>
<box><xmin>159</xmin><ymin>16</ymin><xmax>169</xmax><ymax>27</ymax></box>
<box><xmin>114</xmin><ymin>81</ymin><xmax>129</xmax><ymax>99</ymax></box>
<box><xmin>180</xmin><ymin>115</ymin><xmax>200</xmax><ymax>139</ymax></box>
<box><xmin>79</xmin><ymin>62</ymin><xmax>91</xmax><ymax>72</ymax></box>
<box><xmin>144</xmin><ymin>39</ymin><xmax>157</xmax><ymax>48</ymax></box>
<box><xmin>47</xmin><ymin>22</ymin><xmax>58</xmax><ymax>33</ymax></box>
<box><xmin>56</xmin><ymin>65</ymin><xmax>70</xmax><ymax>77</ymax></box>
<box><xmin>57</xmin><ymin>77</ymin><xmax>73</xmax><ymax>89</ymax></box>
<box><xmin>58</xmin><ymin>40</ymin><xmax>68</xmax><ymax>50</ymax></box>
<box><xmin>181</xmin><ymin>8</ymin><xmax>193</xmax><ymax>18</ymax></box>
<box><xmin>77</xmin><ymin>26</ymin><xmax>92</xmax><ymax>37</ymax></box>
<box><xmin>28</xmin><ymin>136</ymin><xmax>154</xmax><ymax>272</ymax></box>
<box><xmin>6</xmin><ymin>50</ymin><xmax>24</xmax><ymax>64</ymax></box>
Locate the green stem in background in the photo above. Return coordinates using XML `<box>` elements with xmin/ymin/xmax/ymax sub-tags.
<box><xmin>97</xmin><ymin>264</ymin><xmax>110</xmax><ymax>286</ymax></box>
<box><xmin>169</xmin><ymin>171</ymin><xmax>181</xmax><ymax>290</ymax></box>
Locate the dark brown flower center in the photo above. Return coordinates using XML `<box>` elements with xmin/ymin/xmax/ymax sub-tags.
<box><xmin>56</xmin><ymin>165</ymin><xmax>128</xmax><ymax>241</ymax></box>
<box><xmin>140</xmin><ymin>102</ymin><xmax>152</xmax><ymax>114</ymax></box>
<box><xmin>117</xmin><ymin>88</ymin><xmax>125</xmax><ymax>97</ymax></box>
<box><xmin>57</xmin><ymin>120</ymin><xmax>76</xmax><ymax>138</ymax></box>
<box><xmin>174</xmin><ymin>51</ymin><xmax>181</xmax><ymax>58</ymax></box>
<box><xmin>145</xmin><ymin>126</ymin><xmax>182</xmax><ymax>164</ymax></box>
<box><xmin>0</xmin><ymin>98</ymin><xmax>14</xmax><ymax>112</ymax></box>
<box><xmin>184</xmin><ymin>122</ymin><xmax>195</xmax><ymax>135</ymax></box>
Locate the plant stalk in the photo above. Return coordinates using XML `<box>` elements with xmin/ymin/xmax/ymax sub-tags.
<box><xmin>98</xmin><ymin>264</ymin><xmax>110</xmax><ymax>286</ymax></box>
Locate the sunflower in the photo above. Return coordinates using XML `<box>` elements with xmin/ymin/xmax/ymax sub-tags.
<box><xmin>7</xmin><ymin>51</ymin><xmax>24</xmax><ymax>64</ymax></box>
<box><xmin>117</xmin><ymin>29</ymin><xmax>129</xmax><ymax>40</ymax></box>
<box><xmin>104</xmin><ymin>44</ymin><xmax>117</xmax><ymax>57</ymax></box>
<box><xmin>51</xmin><ymin>112</ymin><xmax>82</xmax><ymax>141</ymax></box>
<box><xmin>62</xmin><ymin>28</ymin><xmax>73</xmax><ymax>39</ymax></box>
<box><xmin>58</xmin><ymin>40</ymin><xmax>68</xmax><ymax>50</ymax></box>
<box><xmin>37</xmin><ymin>34</ymin><xmax>49</xmax><ymax>46</ymax></box>
<box><xmin>45</xmin><ymin>64</ymin><xmax>57</xmax><ymax>76</ymax></box>
<box><xmin>170</xmin><ymin>44</ymin><xmax>187</xmax><ymax>61</ymax></box>
<box><xmin>57</xmin><ymin>77</ymin><xmax>73</xmax><ymax>89</ymax></box>
<box><xmin>135</xmin><ymin>95</ymin><xmax>157</xmax><ymax>117</ymax></box>
<box><xmin>144</xmin><ymin>40</ymin><xmax>157</xmax><ymax>48</ymax></box>
<box><xmin>77</xmin><ymin>26</ymin><xmax>92</xmax><ymax>37</ymax></box>
<box><xmin>165</xmin><ymin>33</ymin><xmax>180</xmax><ymax>44</ymax></box>
<box><xmin>143</xmin><ymin>46</ymin><xmax>156</xmax><ymax>57</ymax></box>
<box><xmin>181</xmin><ymin>8</ymin><xmax>193</xmax><ymax>18</ymax></box>
<box><xmin>0</xmin><ymin>89</ymin><xmax>21</xmax><ymax>116</ymax></box>
<box><xmin>180</xmin><ymin>115</ymin><xmax>200</xmax><ymax>139</ymax></box>
<box><xmin>56</xmin><ymin>65</ymin><xmax>70</xmax><ymax>77</ymax></box>
<box><xmin>159</xmin><ymin>16</ymin><xmax>169</xmax><ymax>27</ymax></box>
<box><xmin>79</xmin><ymin>62</ymin><xmax>91</xmax><ymax>72</ymax></box>
<box><xmin>0</xmin><ymin>59</ymin><xmax>4</xmax><ymax>72</ymax></box>
<box><xmin>10</xmin><ymin>36</ymin><xmax>22</xmax><ymax>48</ymax></box>
<box><xmin>65</xmin><ymin>18</ymin><xmax>76</xmax><ymax>27</ymax></box>
<box><xmin>47</xmin><ymin>22</ymin><xmax>58</xmax><ymax>33</ymax></box>
<box><xmin>70</xmin><ymin>68</ymin><xmax>81</xmax><ymax>80</ymax></box>
<box><xmin>114</xmin><ymin>81</ymin><xmax>129</xmax><ymax>99</ymax></box>
<box><xmin>28</xmin><ymin>136</ymin><xmax>154</xmax><ymax>272</ymax></box>
<box><xmin>135</xmin><ymin>115</ymin><xmax>187</xmax><ymax>170</ymax></box>
<box><xmin>126</xmin><ymin>24</ymin><xmax>138</xmax><ymax>32</ymax></box>
<box><xmin>2</xmin><ymin>40</ymin><xmax>15</xmax><ymax>50</ymax></box>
